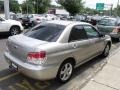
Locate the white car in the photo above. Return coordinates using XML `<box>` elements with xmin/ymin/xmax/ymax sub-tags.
<box><xmin>29</xmin><ymin>14</ymin><xmax>60</xmax><ymax>26</ymax></box>
<box><xmin>0</xmin><ymin>17</ymin><xmax>24</xmax><ymax>35</ymax></box>
<box><xmin>29</xmin><ymin>14</ymin><xmax>46</xmax><ymax>25</ymax></box>
<box><xmin>44</xmin><ymin>14</ymin><xmax>60</xmax><ymax>21</ymax></box>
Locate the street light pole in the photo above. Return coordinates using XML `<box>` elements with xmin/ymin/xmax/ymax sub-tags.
<box><xmin>4</xmin><ymin>0</ymin><xmax>10</xmax><ymax>20</ymax></box>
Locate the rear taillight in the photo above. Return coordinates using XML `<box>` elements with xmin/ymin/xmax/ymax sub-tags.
<box><xmin>112</xmin><ymin>27</ymin><xmax>120</xmax><ymax>33</ymax></box>
<box><xmin>27</xmin><ymin>51</ymin><xmax>46</xmax><ymax>64</ymax></box>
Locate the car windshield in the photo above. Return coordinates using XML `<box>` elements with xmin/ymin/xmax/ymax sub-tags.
<box><xmin>98</xmin><ymin>19</ymin><xmax>116</xmax><ymax>26</ymax></box>
<box><xmin>24</xmin><ymin>23</ymin><xmax>65</xmax><ymax>42</ymax></box>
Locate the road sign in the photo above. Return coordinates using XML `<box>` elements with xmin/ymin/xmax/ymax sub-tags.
<box><xmin>96</xmin><ymin>3</ymin><xmax>104</xmax><ymax>10</ymax></box>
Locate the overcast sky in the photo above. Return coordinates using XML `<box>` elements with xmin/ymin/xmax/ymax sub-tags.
<box><xmin>18</xmin><ymin>0</ymin><xmax>119</xmax><ymax>9</ymax></box>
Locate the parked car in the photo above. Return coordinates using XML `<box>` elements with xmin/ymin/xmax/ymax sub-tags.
<box><xmin>56</xmin><ymin>15</ymin><xmax>63</xmax><ymax>20</ymax></box>
<box><xmin>20</xmin><ymin>14</ymin><xmax>32</xmax><ymax>28</ymax></box>
<box><xmin>44</xmin><ymin>14</ymin><xmax>60</xmax><ymax>21</ymax></box>
<box><xmin>57</xmin><ymin>14</ymin><xmax>69</xmax><ymax>20</ymax></box>
<box><xmin>97</xmin><ymin>18</ymin><xmax>120</xmax><ymax>41</ymax></box>
<box><xmin>4</xmin><ymin>20</ymin><xmax>111</xmax><ymax>83</ymax></box>
<box><xmin>21</xmin><ymin>14</ymin><xmax>42</xmax><ymax>28</ymax></box>
<box><xmin>30</xmin><ymin>14</ymin><xmax>46</xmax><ymax>26</ymax></box>
<box><xmin>0</xmin><ymin>17</ymin><xmax>24</xmax><ymax>35</ymax></box>
<box><xmin>73</xmin><ymin>15</ymin><xmax>87</xmax><ymax>22</ymax></box>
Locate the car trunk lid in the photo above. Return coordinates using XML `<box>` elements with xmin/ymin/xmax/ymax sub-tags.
<box><xmin>7</xmin><ymin>34</ymin><xmax>48</xmax><ymax>62</ymax></box>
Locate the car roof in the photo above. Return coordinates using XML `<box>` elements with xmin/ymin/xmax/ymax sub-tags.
<box><xmin>47</xmin><ymin>20</ymin><xmax>90</xmax><ymax>26</ymax></box>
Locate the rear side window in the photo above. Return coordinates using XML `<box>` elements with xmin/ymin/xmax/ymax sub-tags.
<box><xmin>24</xmin><ymin>23</ymin><xmax>65</xmax><ymax>42</ymax></box>
<box><xmin>69</xmin><ymin>25</ymin><xmax>87</xmax><ymax>42</ymax></box>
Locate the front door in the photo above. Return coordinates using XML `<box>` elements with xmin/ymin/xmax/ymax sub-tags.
<box><xmin>83</xmin><ymin>25</ymin><xmax>105</xmax><ymax>56</ymax></box>
<box><xmin>68</xmin><ymin>25</ymin><xmax>92</xmax><ymax>64</ymax></box>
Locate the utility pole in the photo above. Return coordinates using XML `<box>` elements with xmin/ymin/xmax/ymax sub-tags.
<box><xmin>118</xmin><ymin>0</ymin><xmax>119</xmax><ymax>6</ymax></box>
<box><xmin>4</xmin><ymin>0</ymin><xmax>10</xmax><ymax>20</ymax></box>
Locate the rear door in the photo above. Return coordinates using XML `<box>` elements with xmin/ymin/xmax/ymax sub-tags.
<box><xmin>68</xmin><ymin>25</ymin><xmax>92</xmax><ymax>64</ymax></box>
<box><xmin>83</xmin><ymin>25</ymin><xmax>105</xmax><ymax>55</ymax></box>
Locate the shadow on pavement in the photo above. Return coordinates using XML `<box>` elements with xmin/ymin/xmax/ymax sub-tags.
<box><xmin>0</xmin><ymin>33</ymin><xmax>9</xmax><ymax>39</ymax></box>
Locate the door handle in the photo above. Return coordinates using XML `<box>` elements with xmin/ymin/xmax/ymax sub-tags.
<box><xmin>72</xmin><ymin>44</ymin><xmax>78</xmax><ymax>48</ymax></box>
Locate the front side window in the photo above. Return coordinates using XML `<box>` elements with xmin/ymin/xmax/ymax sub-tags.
<box><xmin>84</xmin><ymin>26</ymin><xmax>99</xmax><ymax>38</ymax></box>
<box><xmin>69</xmin><ymin>25</ymin><xmax>87</xmax><ymax>42</ymax></box>
<box><xmin>24</xmin><ymin>23</ymin><xmax>65</xmax><ymax>42</ymax></box>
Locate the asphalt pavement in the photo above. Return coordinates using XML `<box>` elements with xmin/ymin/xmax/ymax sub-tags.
<box><xmin>0</xmin><ymin>35</ymin><xmax>120</xmax><ymax>90</ymax></box>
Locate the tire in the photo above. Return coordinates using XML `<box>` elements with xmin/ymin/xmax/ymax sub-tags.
<box><xmin>56</xmin><ymin>61</ymin><xmax>74</xmax><ymax>83</ymax></box>
<box><xmin>102</xmin><ymin>44</ymin><xmax>110</xmax><ymax>57</ymax></box>
<box><xmin>10</xmin><ymin>26</ymin><xmax>21</xmax><ymax>36</ymax></box>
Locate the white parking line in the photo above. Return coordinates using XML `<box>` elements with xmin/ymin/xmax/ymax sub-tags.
<box><xmin>0</xmin><ymin>72</ymin><xmax>19</xmax><ymax>82</ymax></box>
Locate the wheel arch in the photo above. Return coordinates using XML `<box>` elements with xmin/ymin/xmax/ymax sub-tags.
<box><xmin>10</xmin><ymin>25</ymin><xmax>21</xmax><ymax>31</ymax></box>
<box><xmin>60</xmin><ymin>57</ymin><xmax>76</xmax><ymax>68</ymax></box>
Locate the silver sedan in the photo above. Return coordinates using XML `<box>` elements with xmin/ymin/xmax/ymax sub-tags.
<box><xmin>4</xmin><ymin>20</ymin><xmax>111</xmax><ymax>83</ymax></box>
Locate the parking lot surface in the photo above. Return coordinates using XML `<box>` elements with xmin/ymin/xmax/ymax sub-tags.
<box><xmin>0</xmin><ymin>35</ymin><xmax>120</xmax><ymax>90</ymax></box>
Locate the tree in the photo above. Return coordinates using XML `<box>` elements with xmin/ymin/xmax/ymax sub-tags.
<box><xmin>9</xmin><ymin>0</ymin><xmax>20</xmax><ymax>13</ymax></box>
<box><xmin>21</xmin><ymin>1</ymin><xmax>35</xmax><ymax>14</ymax></box>
<box><xmin>57</xmin><ymin>0</ymin><xmax>84</xmax><ymax>16</ymax></box>
<box><xmin>34</xmin><ymin>0</ymin><xmax>50</xmax><ymax>14</ymax></box>
<box><xmin>114</xmin><ymin>5</ymin><xmax>120</xmax><ymax>16</ymax></box>
<box><xmin>21</xmin><ymin>0</ymin><xmax>50</xmax><ymax>14</ymax></box>
<box><xmin>83</xmin><ymin>7</ymin><xmax>99</xmax><ymax>15</ymax></box>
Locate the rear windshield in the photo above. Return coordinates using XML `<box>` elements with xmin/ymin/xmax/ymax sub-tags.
<box><xmin>24</xmin><ymin>23</ymin><xmax>65</xmax><ymax>42</ymax></box>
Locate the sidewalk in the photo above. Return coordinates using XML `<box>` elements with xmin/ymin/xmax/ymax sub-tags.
<box><xmin>81</xmin><ymin>49</ymin><xmax>120</xmax><ymax>90</ymax></box>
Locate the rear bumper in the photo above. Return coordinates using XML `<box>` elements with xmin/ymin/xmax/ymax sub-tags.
<box><xmin>4</xmin><ymin>52</ymin><xmax>59</xmax><ymax>80</ymax></box>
